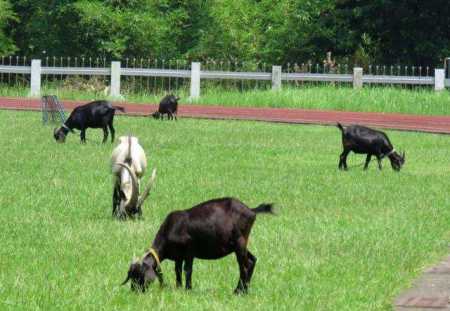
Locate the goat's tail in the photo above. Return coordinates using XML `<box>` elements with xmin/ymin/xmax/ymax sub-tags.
<box><xmin>252</xmin><ymin>203</ymin><xmax>275</xmax><ymax>215</ymax></box>
<box><xmin>125</xmin><ymin>135</ymin><xmax>132</xmax><ymax>163</ymax></box>
<box><xmin>113</xmin><ymin>106</ymin><xmax>125</xmax><ymax>112</ymax></box>
<box><xmin>336</xmin><ymin>122</ymin><xmax>344</xmax><ymax>132</ymax></box>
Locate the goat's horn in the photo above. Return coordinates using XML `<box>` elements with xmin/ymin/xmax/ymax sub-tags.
<box><xmin>137</xmin><ymin>168</ymin><xmax>157</xmax><ymax>209</ymax></box>
<box><xmin>121</xmin><ymin>275</ymin><xmax>130</xmax><ymax>286</ymax></box>
<box><xmin>132</xmin><ymin>253</ymin><xmax>139</xmax><ymax>264</ymax></box>
<box><xmin>54</xmin><ymin>127</ymin><xmax>58</xmax><ymax>135</ymax></box>
<box><xmin>116</xmin><ymin>163</ymin><xmax>139</xmax><ymax>211</ymax></box>
<box><xmin>402</xmin><ymin>151</ymin><xmax>405</xmax><ymax>160</ymax></box>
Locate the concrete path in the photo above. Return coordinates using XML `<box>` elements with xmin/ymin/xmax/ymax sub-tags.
<box><xmin>395</xmin><ymin>253</ymin><xmax>450</xmax><ymax>310</ymax></box>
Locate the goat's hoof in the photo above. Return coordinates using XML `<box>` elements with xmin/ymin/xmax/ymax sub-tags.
<box><xmin>234</xmin><ymin>288</ymin><xmax>247</xmax><ymax>295</ymax></box>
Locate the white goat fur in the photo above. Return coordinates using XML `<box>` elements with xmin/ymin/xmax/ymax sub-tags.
<box><xmin>111</xmin><ymin>136</ymin><xmax>147</xmax><ymax>176</ymax></box>
<box><xmin>111</xmin><ymin>136</ymin><xmax>147</xmax><ymax>202</ymax></box>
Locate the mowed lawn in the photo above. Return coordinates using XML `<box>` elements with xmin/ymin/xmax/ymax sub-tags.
<box><xmin>1</xmin><ymin>110</ymin><xmax>450</xmax><ymax>310</ymax></box>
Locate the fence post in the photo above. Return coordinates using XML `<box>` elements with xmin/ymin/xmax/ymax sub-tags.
<box><xmin>353</xmin><ymin>67</ymin><xmax>363</xmax><ymax>89</ymax></box>
<box><xmin>110</xmin><ymin>61</ymin><xmax>121</xmax><ymax>98</ymax></box>
<box><xmin>272</xmin><ymin>66</ymin><xmax>282</xmax><ymax>90</ymax></box>
<box><xmin>190</xmin><ymin>62</ymin><xmax>201</xmax><ymax>100</ymax></box>
<box><xmin>30</xmin><ymin>59</ymin><xmax>41</xmax><ymax>97</ymax></box>
<box><xmin>434</xmin><ymin>69</ymin><xmax>445</xmax><ymax>91</ymax></box>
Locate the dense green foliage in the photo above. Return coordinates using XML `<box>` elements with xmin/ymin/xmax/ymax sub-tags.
<box><xmin>1</xmin><ymin>110</ymin><xmax>450</xmax><ymax>309</ymax></box>
<box><xmin>2</xmin><ymin>0</ymin><xmax>449</xmax><ymax>66</ymax></box>
<box><xmin>0</xmin><ymin>0</ymin><xmax>16</xmax><ymax>55</ymax></box>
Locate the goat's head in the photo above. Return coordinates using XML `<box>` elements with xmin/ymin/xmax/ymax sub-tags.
<box><xmin>115</xmin><ymin>163</ymin><xmax>139</xmax><ymax>216</ymax></box>
<box><xmin>53</xmin><ymin>125</ymin><xmax>73</xmax><ymax>143</ymax></box>
<box><xmin>169</xmin><ymin>95</ymin><xmax>180</xmax><ymax>103</ymax></box>
<box><xmin>114</xmin><ymin>164</ymin><xmax>157</xmax><ymax>218</ymax></box>
<box><xmin>388</xmin><ymin>150</ymin><xmax>405</xmax><ymax>171</ymax></box>
<box><xmin>122</xmin><ymin>252</ymin><xmax>163</xmax><ymax>292</ymax></box>
<box><xmin>151</xmin><ymin>112</ymin><xmax>161</xmax><ymax>119</ymax></box>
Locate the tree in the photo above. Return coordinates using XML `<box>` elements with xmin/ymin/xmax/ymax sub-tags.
<box><xmin>0</xmin><ymin>0</ymin><xmax>17</xmax><ymax>56</ymax></box>
<box><xmin>334</xmin><ymin>0</ymin><xmax>450</xmax><ymax>66</ymax></box>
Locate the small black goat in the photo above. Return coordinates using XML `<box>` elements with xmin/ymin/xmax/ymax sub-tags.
<box><xmin>53</xmin><ymin>100</ymin><xmax>124</xmax><ymax>143</ymax></box>
<box><xmin>337</xmin><ymin>123</ymin><xmax>405</xmax><ymax>171</ymax></box>
<box><xmin>151</xmin><ymin>95</ymin><xmax>179</xmax><ymax>120</ymax></box>
<box><xmin>122</xmin><ymin>197</ymin><xmax>274</xmax><ymax>294</ymax></box>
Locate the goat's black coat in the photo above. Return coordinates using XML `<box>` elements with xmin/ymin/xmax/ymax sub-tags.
<box><xmin>53</xmin><ymin>100</ymin><xmax>124</xmax><ymax>143</ymax></box>
<box><xmin>151</xmin><ymin>95</ymin><xmax>179</xmax><ymax>120</ymax></box>
<box><xmin>337</xmin><ymin>123</ymin><xmax>405</xmax><ymax>171</ymax></box>
<box><xmin>122</xmin><ymin>197</ymin><xmax>274</xmax><ymax>294</ymax></box>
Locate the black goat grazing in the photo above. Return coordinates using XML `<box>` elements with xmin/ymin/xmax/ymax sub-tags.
<box><xmin>53</xmin><ymin>100</ymin><xmax>124</xmax><ymax>143</ymax></box>
<box><xmin>122</xmin><ymin>197</ymin><xmax>274</xmax><ymax>294</ymax></box>
<box><xmin>151</xmin><ymin>94</ymin><xmax>179</xmax><ymax>120</ymax></box>
<box><xmin>337</xmin><ymin>123</ymin><xmax>405</xmax><ymax>171</ymax></box>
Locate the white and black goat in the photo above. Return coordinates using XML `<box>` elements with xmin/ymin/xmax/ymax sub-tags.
<box><xmin>111</xmin><ymin>136</ymin><xmax>156</xmax><ymax>218</ymax></box>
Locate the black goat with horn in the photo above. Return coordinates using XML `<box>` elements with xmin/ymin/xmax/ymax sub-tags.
<box><xmin>54</xmin><ymin>100</ymin><xmax>124</xmax><ymax>143</ymax></box>
<box><xmin>337</xmin><ymin>123</ymin><xmax>405</xmax><ymax>171</ymax></box>
<box><xmin>122</xmin><ymin>197</ymin><xmax>274</xmax><ymax>294</ymax></box>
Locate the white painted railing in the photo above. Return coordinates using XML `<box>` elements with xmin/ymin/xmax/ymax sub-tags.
<box><xmin>0</xmin><ymin>60</ymin><xmax>446</xmax><ymax>99</ymax></box>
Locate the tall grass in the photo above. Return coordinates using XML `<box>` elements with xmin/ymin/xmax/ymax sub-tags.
<box><xmin>1</xmin><ymin>110</ymin><xmax>450</xmax><ymax>310</ymax></box>
<box><xmin>195</xmin><ymin>86</ymin><xmax>450</xmax><ymax>115</ymax></box>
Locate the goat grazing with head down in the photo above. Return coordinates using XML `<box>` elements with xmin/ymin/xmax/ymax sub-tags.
<box><xmin>121</xmin><ymin>197</ymin><xmax>274</xmax><ymax>294</ymax></box>
<box><xmin>337</xmin><ymin>123</ymin><xmax>405</xmax><ymax>171</ymax></box>
<box><xmin>54</xmin><ymin>100</ymin><xmax>124</xmax><ymax>144</ymax></box>
<box><xmin>151</xmin><ymin>94</ymin><xmax>180</xmax><ymax>120</ymax></box>
<box><xmin>111</xmin><ymin>136</ymin><xmax>156</xmax><ymax>218</ymax></box>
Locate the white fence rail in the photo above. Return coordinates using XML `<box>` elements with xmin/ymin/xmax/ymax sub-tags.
<box><xmin>0</xmin><ymin>60</ymin><xmax>447</xmax><ymax>99</ymax></box>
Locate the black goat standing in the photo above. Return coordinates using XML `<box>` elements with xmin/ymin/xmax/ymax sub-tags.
<box><xmin>122</xmin><ymin>197</ymin><xmax>274</xmax><ymax>294</ymax></box>
<box><xmin>337</xmin><ymin>123</ymin><xmax>405</xmax><ymax>171</ymax></box>
<box><xmin>53</xmin><ymin>100</ymin><xmax>124</xmax><ymax>143</ymax></box>
<box><xmin>151</xmin><ymin>95</ymin><xmax>179</xmax><ymax>120</ymax></box>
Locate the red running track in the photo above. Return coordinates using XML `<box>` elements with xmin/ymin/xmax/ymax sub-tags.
<box><xmin>1</xmin><ymin>97</ymin><xmax>450</xmax><ymax>134</ymax></box>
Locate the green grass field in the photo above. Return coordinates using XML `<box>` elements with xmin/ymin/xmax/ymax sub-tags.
<box><xmin>1</xmin><ymin>84</ymin><xmax>450</xmax><ymax>116</ymax></box>
<box><xmin>1</xmin><ymin>110</ymin><xmax>450</xmax><ymax>310</ymax></box>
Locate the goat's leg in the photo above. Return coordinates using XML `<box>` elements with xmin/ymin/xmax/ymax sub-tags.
<box><xmin>174</xmin><ymin>112</ymin><xmax>177</xmax><ymax>121</ymax></box>
<box><xmin>339</xmin><ymin>150</ymin><xmax>350</xmax><ymax>170</ymax></box>
<box><xmin>80</xmin><ymin>129</ymin><xmax>86</xmax><ymax>143</ymax></box>
<box><xmin>376</xmin><ymin>155</ymin><xmax>383</xmax><ymax>170</ymax></box>
<box><xmin>246</xmin><ymin>251</ymin><xmax>257</xmax><ymax>285</ymax></box>
<box><xmin>102</xmin><ymin>126</ymin><xmax>108</xmax><ymax>143</ymax></box>
<box><xmin>234</xmin><ymin>238</ymin><xmax>249</xmax><ymax>294</ymax></box>
<box><xmin>137</xmin><ymin>205</ymin><xmax>142</xmax><ymax>218</ymax></box>
<box><xmin>175</xmin><ymin>260</ymin><xmax>183</xmax><ymax>288</ymax></box>
<box><xmin>108</xmin><ymin>122</ymin><xmax>115</xmax><ymax>143</ymax></box>
<box><xmin>184</xmin><ymin>258</ymin><xmax>193</xmax><ymax>290</ymax></box>
<box><xmin>364</xmin><ymin>154</ymin><xmax>372</xmax><ymax>170</ymax></box>
<box><xmin>112</xmin><ymin>184</ymin><xmax>120</xmax><ymax>217</ymax></box>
